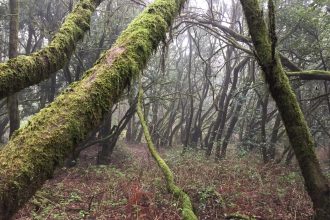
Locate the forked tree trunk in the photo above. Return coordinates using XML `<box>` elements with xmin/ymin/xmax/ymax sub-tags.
<box><xmin>216</xmin><ymin>57</ymin><xmax>248</xmax><ymax>160</ymax></box>
<box><xmin>220</xmin><ymin>79</ymin><xmax>251</xmax><ymax>158</ymax></box>
<box><xmin>240</xmin><ymin>0</ymin><xmax>330</xmax><ymax>218</ymax></box>
<box><xmin>205</xmin><ymin>47</ymin><xmax>234</xmax><ymax>157</ymax></box>
<box><xmin>0</xmin><ymin>0</ymin><xmax>186</xmax><ymax>218</ymax></box>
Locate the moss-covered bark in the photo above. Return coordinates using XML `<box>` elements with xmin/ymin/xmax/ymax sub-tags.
<box><xmin>0</xmin><ymin>0</ymin><xmax>186</xmax><ymax>218</ymax></box>
<box><xmin>137</xmin><ymin>77</ymin><xmax>197</xmax><ymax>220</ymax></box>
<box><xmin>0</xmin><ymin>0</ymin><xmax>103</xmax><ymax>99</ymax></box>
<box><xmin>287</xmin><ymin>70</ymin><xmax>330</xmax><ymax>81</ymax></box>
<box><xmin>240</xmin><ymin>0</ymin><xmax>330</xmax><ymax>219</ymax></box>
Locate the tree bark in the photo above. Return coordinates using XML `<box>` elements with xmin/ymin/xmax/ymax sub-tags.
<box><xmin>268</xmin><ymin>113</ymin><xmax>282</xmax><ymax>160</ymax></box>
<box><xmin>240</xmin><ymin>0</ymin><xmax>330</xmax><ymax>218</ymax></box>
<box><xmin>215</xmin><ymin>57</ymin><xmax>248</xmax><ymax>160</ymax></box>
<box><xmin>0</xmin><ymin>0</ymin><xmax>104</xmax><ymax>99</ymax></box>
<box><xmin>287</xmin><ymin>70</ymin><xmax>330</xmax><ymax>81</ymax></box>
<box><xmin>136</xmin><ymin>77</ymin><xmax>197</xmax><ymax>220</ymax></box>
<box><xmin>98</xmin><ymin>103</ymin><xmax>136</xmax><ymax>164</ymax></box>
<box><xmin>0</xmin><ymin>0</ymin><xmax>186</xmax><ymax>218</ymax></box>
<box><xmin>260</xmin><ymin>92</ymin><xmax>269</xmax><ymax>163</ymax></box>
<box><xmin>183</xmin><ymin>29</ymin><xmax>194</xmax><ymax>152</ymax></box>
<box><xmin>220</xmin><ymin>79</ymin><xmax>251</xmax><ymax>158</ymax></box>
<box><xmin>205</xmin><ymin>47</ymin><xmax>233</xmax><ymax>157</ymax></box>
<box><xmin>7</xmin><ymin>0</ymin><xmax>20</xmax><ymax>137</ymax></box>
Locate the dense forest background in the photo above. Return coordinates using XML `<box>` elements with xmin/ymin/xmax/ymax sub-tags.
<box><xmin>0</xmin><ymin>0</ymin><xmax>329</xmax><ymax>219</ymax></box>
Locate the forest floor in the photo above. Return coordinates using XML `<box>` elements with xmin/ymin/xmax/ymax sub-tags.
<box><xmin>14</xmin><ymin>142</ymin><xmax>326</xmax><ymax>220</ymax></box>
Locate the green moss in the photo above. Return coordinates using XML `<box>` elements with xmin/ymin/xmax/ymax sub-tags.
<box><xmin>136</xmin><ymin>77</ymin><xmax>197</xmax><ymax>220</ymax></box>
<box><xmin>0</xmin><ymin>0</ymin><xmax>187</xmax><ymax>218</ymax></box>
<box><xmin>287</xmin><ymin>70</ymin><xmax>330</xmax><ymax>80</ymax></box>
<box><xmin>241</xmin><ymin>0</ymin><xmax>330</xmax><ymax>218</ymax></box>
<box><xmin>0</xmin><ymin>0</ymin><xmax>100</xmax><ymax>99</ymax></box>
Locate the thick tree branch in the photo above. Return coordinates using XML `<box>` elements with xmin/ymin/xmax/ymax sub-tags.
<box><xmin>0</xmin><ymin>0</ymin><xmax>104</xmax><ymax>99</ymax></box>
<box><xmin>287</xmin><ymin>70</ymin><xmax>330</xmax><ymax>81</ymax></box>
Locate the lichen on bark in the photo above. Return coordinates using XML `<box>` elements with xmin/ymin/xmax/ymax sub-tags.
<box><xmin>0</xmin><ymin>0</ymin><xmax>187</xmax><ymax>218</ymax></box>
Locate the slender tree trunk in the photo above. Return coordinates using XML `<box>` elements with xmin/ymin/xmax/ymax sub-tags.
<box><xmin>64</xmin><ymin>64</ymin><xmax>73</xmax><ymax>84</ymax></box>
<box><xmin>268</xmin><ymin>113</ymin><xmax>281</xmax><ymax>160</ymax></box>
<box><xmin>215</xmin><ymin>57</ymin><xmax>249</xmax><ymax>159</ymax></box>
<box><xmin>205</xmin><ymin>47</ymin><xmax>234</xmax><ymax>157</ymax></box>
<box><xmin>183</xmin><ymin>29</ymin><xmax>194</xmax><ymax>152</ymax></box>
<box><xmin>241</xmin><ymin>96</ymin><xmax>261</xmax><ymax>151</ymax></box>
<box><xmin>126</xmin><ymin>116</ymin><xmax>133</xmax><ymax>143</ymax></box>
<box><xmin>97</xmin><ymin>112</ymin><xmax>113</xmax><ymax>164</ymax></box>
<box><xmin>220</xmin><ymin>80</ymin><xmax>251</xmax><ymax>158</ymax></box>
<box><xmin>240</xmin><ymin>1</ymin><xmax>330</xmax><ymax>218</ymax></box>
<box><xmin>98</xmin><ymin>105</ymin><xmax>136</xmax><ymax>164</ymax></box>
<box><xmin>7</xmin><ymin>0</ymin><xmax>20</xmax><ymax>137</ymax></box>
<box><xmin>135</xmin><ymin>103</ymin><xmax>150</xmax><ymax>143</ymax></box>
<box><xmin>165</xmin><ymin>67</ymin><xmax>184</xmax><ymax>147</ymax></box>
<box><xmin>191</xmin><ymin>76</ymin><xmax>209</xmax><ymax>148</ymax></box>
<box><xmin>48</xmin><ymin>74</ymin><xmax>56</xmax><ymax>103</ymax></box>
<box><xmin>0</xmin><ymin>117</ymin><xmax>9</xmax><ymax>143</ymax></box>
<box><xmin>260</xmin><ymin>92</ymin><xmax>269</xmax><ymax>163</ymax></box>
<box><xmin>25</xmin><ymin>23</ymin><xmax>33</xmax><ymax>55</ymax></box>
<box><xmin>126</xmin><ymin>89</ymin><xmax>136</xmax><ymax>143</ymax></box>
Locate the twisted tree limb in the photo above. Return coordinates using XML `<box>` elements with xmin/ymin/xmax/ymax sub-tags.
<box><xmin>0</xmin><ymin>0</ymin><xmax>186</xmax><ymax>218</ymax></box>
<box><xmin>0</xmin><ymin>0</ymin><xmax>104</xmax><ymax>99</ymax></box>
<box><xmin>136</xmin><ymin>77</ymin><xmax>197</xmax><ymax>220</ymax></box>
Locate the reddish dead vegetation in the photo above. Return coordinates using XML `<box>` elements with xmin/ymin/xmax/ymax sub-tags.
<box><xmin>14</xmin><ymin>144</ymin><xmax>180</xmax><ymax>220</ymax></box>
<box><xmin>14</xmin><ymin>143</ymin><xmax>321</xmax><ymax>219</ymax></box>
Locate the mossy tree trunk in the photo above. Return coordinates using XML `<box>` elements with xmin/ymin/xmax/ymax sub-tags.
<box><xmin>0</xmin><ymin>0</ymin><xmax>186</xmax><ymax>218</ymax></box>
<box><xmin>0</xmin><ymin>0</ymin><xmax>104</xmax><ymax>100</ymax></box>
<box><xmin>240</xmin><ymin>0</ymin><xmax>330</xmax><ymax>219</ymax></box>
<box><xmin>7</xmin><ymin>0</ymin><xmax>20</xmax><ymax>136</ymax></box>
<box><xmin>136</xmin><ymin>77</ymin><xmax>197</xmax><ymax>220</ymax></box>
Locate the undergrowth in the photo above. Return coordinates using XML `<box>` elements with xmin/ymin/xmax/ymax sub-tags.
<box><xmin>14</xmin><ymin>144</ymin><xmax>315</xmax><ymax>219</ymax></box>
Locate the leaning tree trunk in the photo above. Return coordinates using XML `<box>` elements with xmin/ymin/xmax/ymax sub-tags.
<box><xmin>0</xmin><ymin>0</ymin><xmax>104</xmax><ymax>99</ymax></box>
<box><xmin>205</xmin><ymin>47</ymin><xmax>233</xmax><ymax>157</ymax></box>
<box><xmin>0</xmin><ymin>0</ymin><xmax>186</xmax><ymax>218</ymax></box>
<box><xmin>240</xmin><ymin>0</ymin><xmax>330</xmax><ymax>219</ymax></box>
<box><xmin>215</xmin><ymin>57</ymin><xmax>248</xmax><ymax>160</ymax></box>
